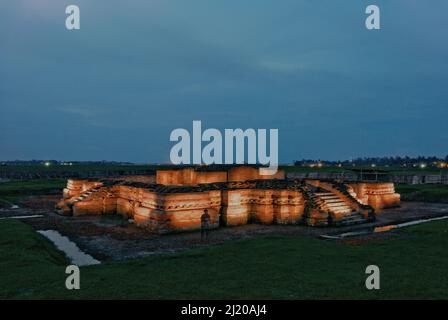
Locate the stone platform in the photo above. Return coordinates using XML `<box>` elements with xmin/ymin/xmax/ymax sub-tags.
<box><xmin>56</xmin><ymin>166</ymin><xmax>400</xmax><ymax>233</ymax></box>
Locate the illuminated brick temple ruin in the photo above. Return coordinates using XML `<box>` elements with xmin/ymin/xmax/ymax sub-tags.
<box><xmin>56</xmin><ymin>166</ymin><xmax>400</xmax><ymax>233</ymax></box>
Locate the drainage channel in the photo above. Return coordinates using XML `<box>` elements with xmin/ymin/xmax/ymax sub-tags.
<box><xmin>0</xmin><ymin>215</ymin><xmax>43</xmax><ymax>220</ymax></box>
<box><xmin>320</xmin><ymin>215</ymin><xmax>448</xmax><ymax>240</ymax></box>
<box><xmin>38</xmin><ymin>230</ymin><xmax>101</xmax><ymax>266</ymax></box>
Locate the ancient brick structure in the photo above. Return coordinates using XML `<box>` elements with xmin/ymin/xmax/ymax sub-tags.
<box><xmin>56</xmin><ymin>166</ymin><xmax>400</xmax><ymax>233</ymax></box>
<box><xmin>348</xmin><ymin>182</ymin><xmax>401</xmax><ymax>210</ymax></box>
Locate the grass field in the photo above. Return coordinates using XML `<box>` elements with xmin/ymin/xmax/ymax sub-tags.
<box><xmin>396</xmin><ymin>184</ymin><xmax>448</xmax><ymax>203</ymax></box>
<box><xmin>0</xmin><ymin>218</ymin><xmax>447</xmax><ymax>299</ymax></box>
<box><xmin>0</xmin><ymin>179</ymin><xmax>65</xmax><ymax>204</ymax></box>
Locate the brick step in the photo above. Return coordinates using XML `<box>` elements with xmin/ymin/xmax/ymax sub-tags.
<box><xmin>331</xmin><ymin>204</ymin><xmax>352</xmax><ymax>210</ymax></box>
<box><xmin>324</xmin><ymin>198</ymin><xmax>347</xmax><ymax>204</ymax></box>
<box><xmin>319</xmin><ymin>195</ymin><xmax>340</xmax><ymax>200</ymax></box>
<box><xmin>71</xmin><ymin>187</ymin><xmax>102</xmax><ymax>204</ymax></box>
<box><xmin>325</xmin><ymin>201</ymin><xmax>349</xmax><ymax>208</ymax></box>
<box><xmin>332</xmin><ymin>210</ymin><xmax>353</xmax><ymax>216</ymax></box>
<box><xmin>316</xmin><ymin>192</ymin><xmax>334</xmax><ymax>196</ymax></box>
<box><xmin>328</xmin><ymin>207</ymin><xmax>352</xmax><ymax>214</ymax></box>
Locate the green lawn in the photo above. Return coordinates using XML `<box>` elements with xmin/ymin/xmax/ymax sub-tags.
<box><xmin>396</xmin><ymin>184</ymin><xmax>448</xmax><ymax>203</ymax></box>
<box><xmin>0</xmin><ymin>179</ymin><xmax>66</xmax><ymax>204</ymax></box>
<box><xmin>0</xmin><ymin>219</ymin><xmax>447</xmax><ymax>299</ymax></box>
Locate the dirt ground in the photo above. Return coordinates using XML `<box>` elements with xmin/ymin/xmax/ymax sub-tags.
<box><xmin>1</xmin><ymin>195</ymin><xmax>447</xmax><ymax>261</ymax></box>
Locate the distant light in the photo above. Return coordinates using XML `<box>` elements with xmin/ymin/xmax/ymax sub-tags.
<box><xmin>44</xmin><ymin>162</ymin><xmax>51</xmax><ymax>167</ymax></box>
<box><xmin>371</xmin><ymin>164</ymin><xmax>376</xmax><ymax>168</ymax></box>
<box><xmin>437</xmin><ymin>162</ymin><xmax>446</xmax><ymax>168</ymax></box>
<box><xmin>419</xmin><ymin>163</ymin><xmax>427</xmax><ymax>169</ymax></box>
<box><xmin>69</xmin><ymin>162</ymin><xmax>73</xmax><ymax>166</ymax></box>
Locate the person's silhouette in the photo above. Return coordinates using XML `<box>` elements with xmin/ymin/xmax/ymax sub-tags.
<box><xmin>201</xmin><ymin>209</ymin><xmax>211</xmax><ymax>241</ymax></box>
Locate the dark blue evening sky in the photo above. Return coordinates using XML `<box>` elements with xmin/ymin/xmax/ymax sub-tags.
<box><xmin>1</xmin><ymin>0</ymin><xmax>447</xmax><ymax>163</ymax></box>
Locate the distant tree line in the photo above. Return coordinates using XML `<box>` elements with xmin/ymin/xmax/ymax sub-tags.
<box><xmin>0</xmin><ymin>160</ymin><xmax>134</xmax><ymax>166</ymax></box>
<box><xmin>294</xmin><ymin>156</ymin><xmax>448</xmax><ymax>168</ymax></box>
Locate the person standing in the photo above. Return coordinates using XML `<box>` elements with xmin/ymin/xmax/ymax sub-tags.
<box><xmin>201</xmin><ymin>209</ymin><xmax>211</xmax><ymax>241</ymax></box>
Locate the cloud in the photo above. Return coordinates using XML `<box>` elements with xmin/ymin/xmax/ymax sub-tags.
<box><xmin>1</xmin><ymin>0</ymin><xmax>447</xmax><ymax>162</ymax></box>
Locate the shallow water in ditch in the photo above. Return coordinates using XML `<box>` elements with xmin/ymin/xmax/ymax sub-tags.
<box><xmin>321</xmin><ymin>215</ymin><xmax>448</xmax><ymax>239</ymax></box>
<box><xmin>0</xmin><ymin>214</ymin><xmax>43</xmax><ymax>220</ymax></box>
<box><xmin>38</xmin><ymin>230</ymin><xmax>101</xmax><ymax>266</ymax></box>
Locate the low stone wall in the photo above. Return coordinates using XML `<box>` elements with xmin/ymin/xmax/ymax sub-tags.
<box><xmin>288</xmin><ymin>172</ymin><xmax>357</xmax><ymax>180</ymax></box>
<box><xmin>392</xmin><ymin>174</ymin><xmax>448</xmax><ymax>185</ymax></box>
<box><xmin>156</xmin><ymin>168</ymin><xmax>227</xmax><ymax>185</ymax></box>
<box><xmin>56</xmin><ymin>173</ymin><xmax>399</xmax><ymax>233</ymax></box>
<box><xmin>287</xmin><ymin>172</ymin><xmax>448</xmax><ymax>185</ymax></box>
<box><xmin>63</xmin><ymin>179</ymin><xmax>102</xmax><ymax>198</ymax></box>
<box><xmin>349</xmin><ymin>182</ymin><xmax>400</xmax><ymax>210</ymax></box>
<box><xmin>222</xmin><ymin>189</ymin><xmax>304</xmax><ymax>226</ymax></box>
<box><xmin>106</xmin><ymin>185</ymin><xmax>220</xmax><ymax>233</ymax></box>
<box><xmin>59</xmin><ymin>178</ymin><xmax>304</xmax><ymax>233</ymax></box>
<box><xmin>110</xmin><ymin>175</ymin><xmax>155</xmax><ymax>184</ymax></box>
<box><xmin>156</xmin><ymin>167</ymin><xmax>286</xmax><ymax>185</ymax></box>
<box><xmin>227</xmin><ymin>167</ymin><xmax>285</xmax><ymax>182</ymax></box>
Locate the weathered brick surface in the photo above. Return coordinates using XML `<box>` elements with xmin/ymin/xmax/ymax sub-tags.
<box><xmin>56</xmin><ymin>167</ymin><xmax>400</xmax><ymax>232</ymax></box>
<box><xmin>349</xmin><ymin>182</ymin><xmax>400</xmax><ymax>210</ymax></box>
